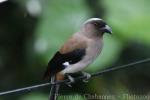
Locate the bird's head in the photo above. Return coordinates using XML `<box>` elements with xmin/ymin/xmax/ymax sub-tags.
<box><xmin>81</xmin><ymin>18</ymin><xmax>112</xmax><ymax>37</ymax></box>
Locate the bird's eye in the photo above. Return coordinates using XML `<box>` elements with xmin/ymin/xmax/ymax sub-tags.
<box><xmin>93</xmin><ymin>23</ymin><xmax>99</xmax><ymax>26</ymax></box>
<box><xmin>93</xmin><ymin>22</ymin><xmax>106</xmax><ymax>28</ymax></box>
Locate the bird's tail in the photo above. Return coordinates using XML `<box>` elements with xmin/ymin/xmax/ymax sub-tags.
<box><xmin>49</xmin><ymin>75</ymin><xmax>60</xmax><ymax>100</ymax></box>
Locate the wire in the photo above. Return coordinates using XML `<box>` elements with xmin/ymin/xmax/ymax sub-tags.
<box><xmin>0</xmin><ymin>58</ymin><xmax>150</xmax><ymax>96</ymax></box>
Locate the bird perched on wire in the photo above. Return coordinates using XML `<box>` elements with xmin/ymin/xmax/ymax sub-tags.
<box><xmin>44</xmin><ymin>18</ymin><xmax>112</xmax><ymax>100</ymax></box>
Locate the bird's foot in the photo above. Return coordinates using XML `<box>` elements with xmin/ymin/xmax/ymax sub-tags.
<box><xmin>82</xmin><ymin>72</ymin><xmax>91</xmax><ymax>83</ymax></box>
<box><xmin>65</xmin><ymin>74</ymin><xmax>75</xmax><ymax>87</ymax></box>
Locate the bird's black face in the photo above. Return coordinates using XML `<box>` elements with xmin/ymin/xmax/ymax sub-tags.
<box><xmin>91</xmin><ymin>20</ymin><xmax>112</xmax><ymax>34</ymax></box>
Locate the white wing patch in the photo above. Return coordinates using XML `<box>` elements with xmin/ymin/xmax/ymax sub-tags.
<box><xmin>0</xmin><ymin>0</ymin><xmax>7</xmax><ymax>3</ymax></box>
<box><xmin>63</xmin><ymin>62</ymin><xmax>70</xmax><ymax>67</ymax></box>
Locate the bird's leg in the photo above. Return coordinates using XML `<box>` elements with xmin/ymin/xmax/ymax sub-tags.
<box><xmin>65</xmin><ymin>74</ymin><xmax>75</xmax><ymax>87</ymax></box>
<box><xmin>81</xmin><ymin>72</ymin><xmax>91</xmax><ymax>83</ymax></box>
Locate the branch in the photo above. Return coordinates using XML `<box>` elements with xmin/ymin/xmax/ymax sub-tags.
<box><xmin>0</xmin><ymin>58</ymin><xmax>150</xmax><ymax>96</ymax></box>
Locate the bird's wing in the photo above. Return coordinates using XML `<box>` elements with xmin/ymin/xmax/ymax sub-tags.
<box><xmin>44</xmin><ymin>35</ymin><xmax>87</xmax><ymax>79</ymax></box>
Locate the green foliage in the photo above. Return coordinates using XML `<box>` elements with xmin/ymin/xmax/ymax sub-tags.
<box><xmin>105</xmin><ymin>0</ymin><xmax>150</xmax><ymax>44</ymax></box>
<box><xmin>20</xmin><ymin>93</ymin><xmax>48</xmax><ymax>100</ymax></box>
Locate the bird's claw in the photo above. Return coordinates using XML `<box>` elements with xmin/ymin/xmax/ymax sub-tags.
<box><xmin>66</xmin><ymin>75</ymin><xmax>75</xmax><ymax>87</ymax></box>
<box><xmin>82</xmin><ymin>72</ymin><xmax>91</xmax><ymax>83</ymax></box>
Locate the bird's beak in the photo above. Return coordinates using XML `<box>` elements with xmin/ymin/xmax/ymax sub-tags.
<box><xmin>103</xmin><ymin>25</ymin><xmax>112</xmax><ymax>34</ymax></box>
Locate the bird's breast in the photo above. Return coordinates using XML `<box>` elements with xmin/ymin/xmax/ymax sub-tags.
<box><xmin>82</xmin><ymin>38</ymin><xmax>103</xmax><ymax>65</ymax></box>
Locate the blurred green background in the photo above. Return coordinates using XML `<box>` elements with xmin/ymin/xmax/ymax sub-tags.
<box><xmin>0</xmin><ymin>0</ymin><xmax>150</xmax><ymax>100</ymax></box>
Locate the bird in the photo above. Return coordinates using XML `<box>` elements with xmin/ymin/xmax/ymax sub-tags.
<box><xmin>44</xmin><ymin>18</ymin><xmax>112</xmax><ymax>100</ymax></box>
